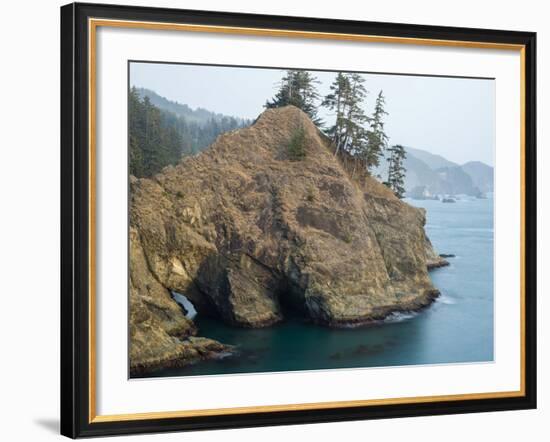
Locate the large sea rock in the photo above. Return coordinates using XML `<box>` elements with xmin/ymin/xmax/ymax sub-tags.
<box><xmin>129</xmin><ymin>105</ymin><xmax>447</xmax><ymax>375</ymax></box>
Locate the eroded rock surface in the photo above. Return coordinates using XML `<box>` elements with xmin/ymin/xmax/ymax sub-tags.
<box><xmin>129</xmin><ymin>106</ymin><xmax>446</xmax><ymax>374</ymax></box>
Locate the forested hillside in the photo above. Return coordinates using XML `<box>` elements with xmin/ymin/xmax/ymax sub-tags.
<box><xmin>136</xmin><ymin>88</ymin><xmax>250</xmax><ymax>127</ymax></box>
<box><xmin>129</xmin><ymin>87</ymin><xmax>250</xmax><ymax>177</ymax></box>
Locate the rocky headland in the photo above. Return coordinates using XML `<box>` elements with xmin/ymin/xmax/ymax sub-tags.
<box><xmin>129</xmin><ymin>105</ymin><xmax>448</xmax><ymax>375</ymax></box>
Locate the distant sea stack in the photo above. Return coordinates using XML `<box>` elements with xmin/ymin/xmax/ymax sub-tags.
<box><xmin>129</xmin><ymin>106</ymin><xmax>447</xmax><ymax>375</ymax></box>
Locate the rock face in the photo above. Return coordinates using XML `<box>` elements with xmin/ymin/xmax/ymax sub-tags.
<box><xmin>129</xmin><ymin>227</ymin><xmax>232</xmax><ymax>375</ymax></box>
<box><xmin>129</xmin><ymin>106</ymin><xmax>446</xmax><ymax>374</ymax></box>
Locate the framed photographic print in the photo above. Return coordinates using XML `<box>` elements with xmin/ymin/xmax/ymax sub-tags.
<box><xmin>60</xmin><ymin>2</ymin><xmax>537</xmax><ymax>438</ymax></box>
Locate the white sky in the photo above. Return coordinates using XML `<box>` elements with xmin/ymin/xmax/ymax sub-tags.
<box><xmin>130</xmin><ymin>62</ymin><xmax>495</xmax><ymax>166</ymax></box>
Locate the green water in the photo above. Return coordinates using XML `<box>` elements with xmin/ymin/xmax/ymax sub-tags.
<box><xmin>145</xmin><ymin>197</ymin><xmax>494</xmax><ymax>378</ymax></box>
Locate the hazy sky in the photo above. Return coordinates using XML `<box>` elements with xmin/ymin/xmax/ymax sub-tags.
<box><xmin>130</xmin><ymin>62</ymin><xmax>495</xmax><ymax>166</ymax></box>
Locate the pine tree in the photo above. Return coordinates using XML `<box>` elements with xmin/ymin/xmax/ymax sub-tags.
<box><xmin>365</xmin><ymin>90</ymin><xmax>389</xmax><ymax>172</ymax></box>
<box><xmin>266</xmin><ymin>70</ymin><xmax>322</xmax><ymax>125</ymax></box>
<box><xmin>322</xmin><ymin>72</ymin><xmax>349</xmax><ymax>155</ymax></box>
<box><xmin>323</xmin><ymin>73</ymin><xmax>369</xmax><ymax>162</ymax></box>
<box><xmin>342</xmin><ymin>74</ymin><xmax>369</xmax><ymax>157</ymax></box>
<box><xmin>385</xmin><ymin>144</ymin><xmax>407</xmax><ymax>198</ymax></box>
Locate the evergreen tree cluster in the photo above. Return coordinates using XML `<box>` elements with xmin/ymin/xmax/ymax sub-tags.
<box><xmin>322</xmin><ymin>75</ymin><xmax>389</xmax><ymax>175</ymax></box>
<box><xmin>265</xmin><ymin>70</ymin><xmax>323</xmax><ymax>125</ymax></box>
<box><xmin>129</xmin><ymin>88</ymin><xmax>182</xmax><ymax>178</ymax></box>
<box><xmin>322</xmin><ymin>73</ymin><xmax>370</xmax><ymax>162</ymax></box>
<box><xmin>129</xmin><ymin>87</ymin><xmax>248</xmax><ymax>177</ymax></box>
<box><xmin>266</xmin><ymin>70</ymin><xmax>407</xmax><ymax>197</ymax></box>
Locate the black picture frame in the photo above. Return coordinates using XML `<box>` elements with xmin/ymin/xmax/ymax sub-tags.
<box><xmin>61</xmin><ymin>2</ymin><xmax>537</xmax><ymax>438</ymax></box>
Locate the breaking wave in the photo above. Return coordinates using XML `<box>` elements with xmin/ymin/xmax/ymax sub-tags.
<box><xmin>384</xmin><ymin>311</ymin><xmax>418</xmax><ymax>323</ymax></box>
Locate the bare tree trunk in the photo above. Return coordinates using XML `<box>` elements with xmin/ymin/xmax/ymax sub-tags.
<box><xmin>334</xmin><ymin>136</ymin><xmax>341</xmax><ymax>157</ymax></box>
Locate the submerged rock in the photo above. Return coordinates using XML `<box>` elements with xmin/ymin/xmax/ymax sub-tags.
<box><xmin>129</xmin><ymin>105</ymin><xmax>446</xmax><ymax>374</ymax></box>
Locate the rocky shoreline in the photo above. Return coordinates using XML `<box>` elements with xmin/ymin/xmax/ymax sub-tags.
<box><xmin>130</xmin><ymin>336</ymin><xmax>234</xmax><ymax>377</ymax></box>
<box><xmin>427</xmin><ymin>258</ymin><xmax>450</xmax><ymax>270</ymax></box>
<box><xmin>129</xmin><ymin>106</ymin><xmax>451</xmax><ymax>375</ymax></box>
<box><xmin>324</xmin><ymin>287</ymin><xmax>441</xmax><ymax>328</ymax></box>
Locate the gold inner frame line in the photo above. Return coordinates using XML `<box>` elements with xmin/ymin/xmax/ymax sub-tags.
<box><xmin>88</xmin><ymin>17</ymin><xmax>527</xmax><ymax>424</ymax></box>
